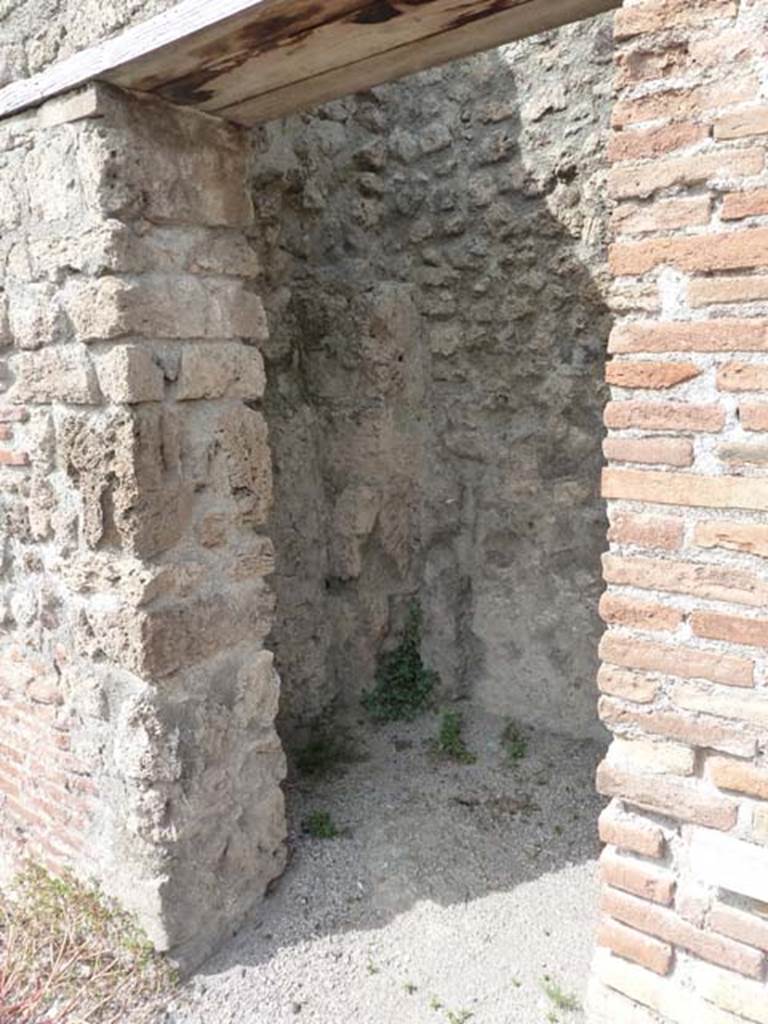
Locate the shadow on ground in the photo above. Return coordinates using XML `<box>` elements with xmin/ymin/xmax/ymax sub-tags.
<box><xmin>173</xmin><ymin>19</ymin><xmax>615</xmax><ymax>1024</ymax></box>
<box><xmin>172</xmin><ymin>708</ymin><xmax>606</xmax><ymax>1024</ymax></box>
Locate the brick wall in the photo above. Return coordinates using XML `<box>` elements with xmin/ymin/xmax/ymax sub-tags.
<box><xmin>589</xmin><ymin>0</ymin><xmax>768</xmax><ymax>1020</ymax></box>
<box><xmin>0</xmin><ymin>84</ymin><xmax>286</xmax><ymax>967</ymax></box>
<box><xmin>3</xmin><ymin>0</ymin><xmax>768</xmax><ymax>1003</ymax></box>
<box><xmin>0</xmin><ymin>646</ymin><xmax>97</xmax><ymax>876</ymax></box>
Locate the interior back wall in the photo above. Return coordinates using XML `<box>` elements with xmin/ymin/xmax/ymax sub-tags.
<box><xmin>251</xmin><ymin>14</ymin><xmax>615</xmax><ymax>742</ymax></box>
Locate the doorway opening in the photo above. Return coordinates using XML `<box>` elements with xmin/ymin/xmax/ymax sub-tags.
<box><xmin>184</xmin><ymin>12</ymin><xmax>614</xmax><ymax>1021</ymax></box>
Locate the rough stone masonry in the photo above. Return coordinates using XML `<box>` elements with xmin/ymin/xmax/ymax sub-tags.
<box><xmin>0</xmin><ymin>83</ymin><xmax>286</xmax><ymax>967</ymax></box>
<box><xmin>0</xmin><ymin>9</ymin><xmax>615</xmax><ymax>752</ymax></box>
<box><xmin>252</xmin><ymin>17</ymin><xmax>614</xmax><ymax>744</ymax></box>
<box><xmin>1</xmin><ymin>2</ymin><xmax>768</xmax><ymax>1023</ymax></box>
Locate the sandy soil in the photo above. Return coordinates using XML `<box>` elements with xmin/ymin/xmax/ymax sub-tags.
<box><xmin>166</xmin><ymin>707</ymin><xmax>606</xmax><ymax>1024</ymax></box>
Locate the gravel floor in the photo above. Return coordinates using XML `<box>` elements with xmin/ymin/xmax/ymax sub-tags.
<box><xmin>168</xmin><ymin>707</ymin><xmax>606</xmax><ymax>1024</ymax></box>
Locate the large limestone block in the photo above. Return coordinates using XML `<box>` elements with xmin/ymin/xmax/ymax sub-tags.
<box><xmin>23</xmin><ymin>130</ymin><xmax>88</xmax><ymax>223</ymax></box>
<box><xmin>77</xmin><ymin>85</ymin><xmax>253</xmax><ymax>229</ymax></box>
<box><xmin>140</xmin><ymin>584</ymin><xmax>275</xmax><ymax>677</ymax></box>
<box><xmin>176</xmin><ymin>342</ymin><xmax>265</xmax><ymax>401</ymax></box>
<box><xmin>10</xmin><ymin>345</ymin><xmax>101</xmax><ymax>403</ymax></box>
<box><xmin>26</xmin><ymin>223</ymin><xmax>131</xmax><ymax>280</ymax></box>
<box><xmin>77</xmin><ymin>582</ymin><xmax>275</xmax><ymax>679</ymax></box>
<box><xmin>7</xmin><ymin>282</ymin><xmax>65</xmax><ymax>349</ymax></box>
<box><xmin>57</xmin><ymin>406</ymin><xmax>192</xmax><ymax>556</ymax></box>
<box><xmin>59</xmin><ymin>551</ymin><xmax>194</xmax><ymax>607</ymax></box>
<box><xmin>142</xmin><ymin>228</ymin><xmax>262</xmax><ymax>278</ymax></box>
<box><xmin>36</xmin><ymin>87</ymin><xmax>104</xmax><ymax>130</ymax></box>
<box><xmin>24</xmin><ymin>221</ymin><xmax>261</xmax><ymax>282</ymax></box>
<box><xmin>95</xmin><ymin>345</ymin><xmax>165</xmax><ymax>403</ymax></box>
<box><xmin>62</xmin><ymin>276</ymin><xmax>267</xmax><ymax>343</ymax></box>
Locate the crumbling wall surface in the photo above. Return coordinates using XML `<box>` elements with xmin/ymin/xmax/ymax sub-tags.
<box><xmin>0</xmin><ymin>0</ymin><xmax>177</xmax><ymax>86</ymax></box>
<box><xmin>0</xmin><ymin>83</ymin><xmax>285</xmax><ymax>967</ymax></box>
<box><xmin>589</xmin><ymin>0</ymin><xmax>768</xmax><ymax>1020</ymax></box>
<box><xmin>252</xmin><ymin>16</ymin><xmax>614</xmax><ymax>740</ymax></box>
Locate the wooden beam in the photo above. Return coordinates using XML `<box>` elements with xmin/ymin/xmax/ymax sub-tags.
<box><xmin>0</xmin><ymin>1</ymin><xmax>283</xmax><ymax>120</ymax></box>
<box><xmin>217</xmin><ymin>0</ymin><xmax>621</xmax><ymax>125</ymax></box>
<box><xmin>0</xmin><ymin>0</ymin><xmax>618</xmax><ymax>126</ymax></box>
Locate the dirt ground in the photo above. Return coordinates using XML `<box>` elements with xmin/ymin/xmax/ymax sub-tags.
<box><xmin>166</xmin><ymin>707</ymin><xmax>606</xmax><ymax>1024</ymax></box>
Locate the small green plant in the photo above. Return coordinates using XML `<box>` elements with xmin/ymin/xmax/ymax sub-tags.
<box><xmin>362</xmin><ymin>603</ymin><xmax>437</xmax><ymax>722</ymax></box>
<box><xmin>304</xmin><ymin>810</ymin><xmax>338</xmax><ymax>839</ymax></box>
<box><xmin>446</xmin><ymin>1011</ymin><xmax>474</xmax><ymax>1024</ymax></box>
<box><xmin>430</xmin><ymin>995</ymin><xmax>444</xmax><ymax>1011</ymax></box>
<box><xmin>502</xmin><ymin>720</ymin><xmax>528</xmax><ymax>764</ymax></box>
<box><xmin>366</xmin><ymin>959</ymin><xmax>380</xmax><ymax>975</ymax></box>
<box><xmin>541</xmin><ymin>975</ymin><xmax>580</xmax><ymax>1013</ymax></box>
<box><xmin>434</xmin><ymin>710</ymin><xmax>476</xmax><ymax>764</ymax></box>
<box><xmin>403</xmin><ymin>981</ymin><xmax>418</xmax><ymax>995</ymax></box>
<box><xmin>0</xmin><ymin>863</ymin><xmax>175</xmax><ymax>1024</ymax></box>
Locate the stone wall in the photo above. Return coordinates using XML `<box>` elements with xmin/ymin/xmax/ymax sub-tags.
<box><xmin>251</xmin><ymin>17</ymin><xmax>614</xmax><ymax>740</ymax></box>
<box><xmin>0</xmin><ymin>0</ymin><xmax>177</xmax><ymax>86</ymax></box>
<box><xmin>0</xmin><ymin>0</ymin><xmax>616</xmax><ymax>970</ymax></box>
<box><xmin>0</xmin><ymin>1</ymin><xmax>615</xmax><ymax>742</ymax></box>
<box><xmin>4</xmin><ymin>4</ymin><xmax>768</xmax><ymax>1023</ymax></box>
<box><xmin>0</xmin><ymin>83</ymin><xmax>285</xmax><ymax>967</ymax></box>
<box><xmin>589</xmin><ymin>0</ymin><xmax>768</xmax><ymax>1020</ymax></box>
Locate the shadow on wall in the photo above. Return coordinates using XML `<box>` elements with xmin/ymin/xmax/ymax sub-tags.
<box><xmin>251</xmin><ymin>15</ymin><xmax>614</xmax><ymax>748</ymax></box>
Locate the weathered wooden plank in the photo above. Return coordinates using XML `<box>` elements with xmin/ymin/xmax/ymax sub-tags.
<box><xmin>0</xmin><ymin>0</ymin><xmax>618</xmax><ymax>126</ymax></box>
<box><xmin>110</xmin><ymin>0</ymin><xmax>611</xmax><ymax>119</ymax></box>
<box><xmin>117</xmin><ymin>0</ymin><xmax>530</xmax><ymax>113</ymax></box>
<box><xmin>0</xmin><ymin>0</ymin><xmax>303</xmax><ymax>120</ymax></box>
<box><xmin>218</xmin><ymin>0</ymin><xmax>620</xmax><ymax>125</ymax></box>
<box><xmin>107</xmin><ymin>0</ymin><xmax>368</xmax><ymax>103</ymax></box>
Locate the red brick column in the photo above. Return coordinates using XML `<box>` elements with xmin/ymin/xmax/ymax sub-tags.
<box><xmin>589</xmin><ymin>0</ymin><xmax>768</xmax><ymax>1020</ymax></box>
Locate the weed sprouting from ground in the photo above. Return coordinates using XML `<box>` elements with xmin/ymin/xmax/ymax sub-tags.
<box><xmin>541</xmin><ymin>975</ymin><xmax>580</xmax><ymax>1013</ymax></box>
<box><xmin>362</xmin><ymin>603</ymin><xmax>437</xmax><ymax>722</ymax></box>
<box><xmin>304</xmin><ymin>810</ymin><xmax>338</xmax><ymax>839</ymax></box>
<box><xmin>0</xmin><ymin>863</ymin><xmax>175</xmax><ymax>1024</ymax></box>
<box><xmin>445</xmin><ymin>1010</ymin><xmax>474</xmax><ymax>1024</ymax></box>
<box><xmin>502</xmin><ymin>720</ymin><xmax>528</xmax><ymax>765</ymax></box>
<box><xmin>433</xmin><ymin>710</ymin><xmax>476</xmax><ymax>764</ymax></box>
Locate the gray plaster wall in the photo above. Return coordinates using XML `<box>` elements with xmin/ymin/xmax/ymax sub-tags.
<box><xmin>252</xmin><ymin>19</ymin><xmax>614</xmax><ymax>742</ymax></box>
